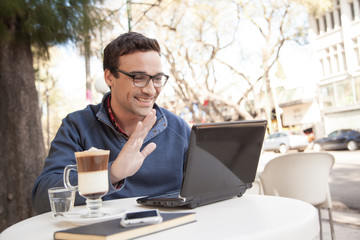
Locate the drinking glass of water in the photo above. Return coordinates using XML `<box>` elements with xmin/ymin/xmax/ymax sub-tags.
<box><xmin>48</xmin><ymin>187</ymin><xmax>75</xmax><ymax>218</ymax></box>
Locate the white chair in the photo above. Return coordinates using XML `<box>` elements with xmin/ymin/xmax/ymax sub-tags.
<box><xmin>259</xmin><ymin>152</ymin><xmax>335</xmax><ymax>240</ymax></box>
<box><xmin>245</xmin><ymin>178</ymin><xmax>264</xmax><ymax>195</ymax></box>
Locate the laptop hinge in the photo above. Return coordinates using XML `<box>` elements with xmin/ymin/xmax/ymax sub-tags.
<box><xmin>178</xmin><ymin>194</ymin><xmax>187</xmax><ymax>202</ymax></box>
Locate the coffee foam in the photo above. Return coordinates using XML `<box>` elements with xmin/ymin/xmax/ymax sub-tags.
<box><xmin>74</xmin><ymin>149</ymin><xmax>110</xmax><ymax>158</ymax></box>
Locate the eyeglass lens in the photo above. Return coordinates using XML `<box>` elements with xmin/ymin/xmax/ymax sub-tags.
<box><xmin>133</xmin><ymin>75</ymin><xmax>167</xmax><ymax>87</ymax></box>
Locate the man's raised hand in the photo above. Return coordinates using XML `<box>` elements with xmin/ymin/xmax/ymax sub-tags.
<box><xmin>109</xmin><ymin>109</ymin><xmax>157</xmax><ymax>184</ymax></box>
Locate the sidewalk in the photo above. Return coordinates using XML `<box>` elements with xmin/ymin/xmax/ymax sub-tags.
<box><xmin>316</xmin><ymin>201</ymin><xmax>360</xmax><ymax>240</ymax></box>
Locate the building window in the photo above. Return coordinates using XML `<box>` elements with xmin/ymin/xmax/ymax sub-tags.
<box><xmin>354</xmin><ymin>37</ymin><xmax>360</xmax><ymax>67</ymax></box>
<box><xmin>335</xmin><ymin>79</ymin><xmax>354</xmax><ymax>106</ymax></box>
<box><xmin>348</xmin><ymin>0</ymin><xmax>360</xmax><ymax>20</ymax></box>
<box><xmin>350</xmin><ymin>2</ymin><xmax>355</xmax><ymax>21</ymax></box>
<box><xmin>325</xmin><ymin>48</ymin><xmax>332</xmax><ymax>75</ymax></box>
<box><xmin>337</xmin><ymin>6</ymin><xmax>342</xmax><ymax>26</ymax></box>
<box><xmin>320</xmin><ymin>84</ymin><xmax>336</xmax><ymax>108</ymax></box>
<box><xmin>316</xmin><ymin>18</ymin><xmax>320</xmax><ymax>35</ymax></box>
<box><xmin>314</xmin><ymin>1</ymin><xmax>343</xmax><ymax>36</ymax></box>
<box><xmin>355</xmin><ymin>76</ymin><xmax>360</xmax><ymax>103</ymax></box>
<box><xmin>323</xmin><ymin>15</ymin><xmax>327</xmax><ymax>32</ymax></box>
<box><xmin>340</xmin><ymin>43</ymin><xmax>347</xmax><ymax>71</ymax></box>
<box><xmin>320</xmin><ymin>59</ymin><xmax>325</xmax><ymax>76</ymax></box>
<box><xmin>327</xmin><ymin>56</ymin><xmax>332</xmax><ymax>74</ymax></box>
<box><xmin>320</xmin><ymin>78</ymin><xmax>359</xmax><ymax>109</ymax></box>
<box><xmin>331</xmin><ymin>46</ymin><xmax>338</xmax><ymax>72</ymax></box>
<box><xmin>318</xmin><ymin>48</ymin><xmax>332</xmax><ymax>77</ymax></box>
<box><xmin>330</xmin><ymin>12</ymin><xmax>335</xmax><ymax>29</ymax></box>
<box><xmin>334</xmin><ymin>53</ymin><xmax>340</xmax><ymax>72</ymax></box>
<box><xmin>319</xmin><ymin>44</ymin><xmax>347</xmax><ymax>77</ymax></box>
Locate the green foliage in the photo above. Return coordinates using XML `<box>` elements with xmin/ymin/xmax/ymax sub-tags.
<box><xmin>0</xmin><ymin>0</ymin><xmax>103</xmax><ymax>58</ymax></box>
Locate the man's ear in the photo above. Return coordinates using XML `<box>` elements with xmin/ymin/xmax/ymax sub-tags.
<box><xmin>104</xmin><ymin>69</ymin><xmax>113</xmax><ymax>88</ymax></box>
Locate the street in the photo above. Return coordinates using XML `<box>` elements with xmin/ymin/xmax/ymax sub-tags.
<box><xmin>327</xmin><ymin>151</ymin><xmax>360</xmax><ymax>211</ymax></box>
<box><xmin>258</xmin><ymin>150</ymin><xmax>360</xmax><ymax>211</ymax></box>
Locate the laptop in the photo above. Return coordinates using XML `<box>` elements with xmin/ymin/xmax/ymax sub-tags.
<box><xmin>137</xmin><ymin>119</ymin><xmax>267</xmax><ymax>208</ymax></box>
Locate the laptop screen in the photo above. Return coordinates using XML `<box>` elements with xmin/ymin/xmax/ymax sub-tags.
<box><xmin>180</xmin><ymin>120</ymin><xmax>267</xmax><ymax>200</ymax></box>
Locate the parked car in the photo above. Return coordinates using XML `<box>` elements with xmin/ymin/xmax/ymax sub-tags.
<box><xmin>262</xmin><ymin>131</ymin><xmax>309</xmax><ymax>154</ymax></box>
<box><xmin>313</xmin><ymin>129</ymin><xmax>360</xmax><ymax>151</ymax></box>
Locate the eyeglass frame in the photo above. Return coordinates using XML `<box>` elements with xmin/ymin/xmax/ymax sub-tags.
<box><xmin>113</xmin><ymin>68</ymin><xmax>169</xmax><ymax>88</ymax></box>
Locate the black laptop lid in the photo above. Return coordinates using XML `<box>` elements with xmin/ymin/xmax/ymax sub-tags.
<box><xmin>180</xmin><ymin>120</ymin><xmax>267</xmax><ymax>200</ymax></box>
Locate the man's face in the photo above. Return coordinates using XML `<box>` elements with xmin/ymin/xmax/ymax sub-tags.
<box><xmin>106</xmin><ymin>51</ymin><xmax>163</xmax><ymax>120</ymax></box>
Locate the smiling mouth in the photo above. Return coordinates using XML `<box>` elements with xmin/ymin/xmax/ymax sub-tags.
<box><xmin>136</xmin><ymin>97</ymin><xmax>153</xmax><ymax>103</ymax></box>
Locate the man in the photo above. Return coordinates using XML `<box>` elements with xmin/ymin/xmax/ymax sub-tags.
<box><xmin>32</xmin><ymin>32</ymin><xmax>191</xmax><ymax>213</ymax></box>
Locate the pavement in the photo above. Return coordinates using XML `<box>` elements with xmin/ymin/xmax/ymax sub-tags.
<box><xmin>258</xmin><ymin>151</ymin><xmax>360</xmax><ymax>240</ymax></box>
<box><xmin>315</xmin><ymin>201</ymin><xmax>360</xmax><ymax>240</ymax></box>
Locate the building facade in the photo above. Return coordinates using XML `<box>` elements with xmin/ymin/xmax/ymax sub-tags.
<box><xmin>308</xmin><ymin>0</ymin><xmax>360</xmax><ymax>136</ymax></box>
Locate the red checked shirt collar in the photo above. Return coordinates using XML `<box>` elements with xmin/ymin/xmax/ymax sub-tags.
<box><xmin>106</xmin><ymin>94</ymin><xmax>127</xmax><ymax>189</ymax></box>
<box><xmin>106</xmin><ymin>94</ymin><xmax>129</xmax><ymax>138</ymax></box>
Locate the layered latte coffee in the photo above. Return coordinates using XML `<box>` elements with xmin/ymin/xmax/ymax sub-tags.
<box><xmin>74</xmin><ymin>150</ymin><xmax>109</xmax><ymax>199</ymax></box>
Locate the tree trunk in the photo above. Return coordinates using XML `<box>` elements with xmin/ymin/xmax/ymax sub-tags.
<box><xmin>264</xmin><ymin>72</ymin><xmax>276</xmax><ymax>133</ymax></box>
<box><xmin>0</xmin><ymin>21</ymin><xmax>46</xmax><ymax>231</ymax></box>
<box><xmin>84</xmin><ymin>34</ymin><xmax>93</xmax><ymax>104</ymax></box>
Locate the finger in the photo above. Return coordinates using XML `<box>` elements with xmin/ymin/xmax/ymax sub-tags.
<box><xmin>142</xmin><ymin>109</ymin><xmax>157</xmax><ymax>130</ymax></box>
<box><xmin>132</xmin><ymin>110</ymin><xmax>157</xmax><ymax>139</ymax></box>
<box><xmin>141</xmin><ymin>142</ymin><xmax>157</xmax><ymax>158</ymax></box>
<box><xmin>127</xmin><ymin>122</ymin><xmax>145</xmax><ymax>148</ymax></box>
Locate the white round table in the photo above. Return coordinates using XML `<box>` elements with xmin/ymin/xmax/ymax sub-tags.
<box><xmin>0</xmin><ymin>194</ymin><xmax>319</xmax><ymax>240</ymax></box>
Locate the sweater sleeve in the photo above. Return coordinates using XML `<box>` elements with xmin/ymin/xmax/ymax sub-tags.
<box><xmin>31</xmin><ymin>116</ymin><xmax>86</xmax><ymax>214</ymax></box>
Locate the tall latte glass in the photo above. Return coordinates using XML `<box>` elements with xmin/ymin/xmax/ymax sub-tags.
<box><xmin>64</xmin><ymin>149</ymin><xmax>110</xmax><ymax>218</ymax></box>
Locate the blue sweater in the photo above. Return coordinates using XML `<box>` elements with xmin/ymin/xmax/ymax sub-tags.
<box><xmin>31</xmin><ymin>93</ymin><xmax>191</xmax><ymax>213</ymax></box>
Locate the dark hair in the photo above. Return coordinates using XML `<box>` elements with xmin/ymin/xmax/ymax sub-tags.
<box><xmin>103</xmin><ymin>32</ymin><xmax>161</xmax><ymax>77</ymax></box>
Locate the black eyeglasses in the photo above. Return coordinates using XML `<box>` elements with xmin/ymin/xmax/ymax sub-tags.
<box><xmin>114</xmin><ymin>69</ymin><xmax>169</xmax><ymax>88</ymax></box>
